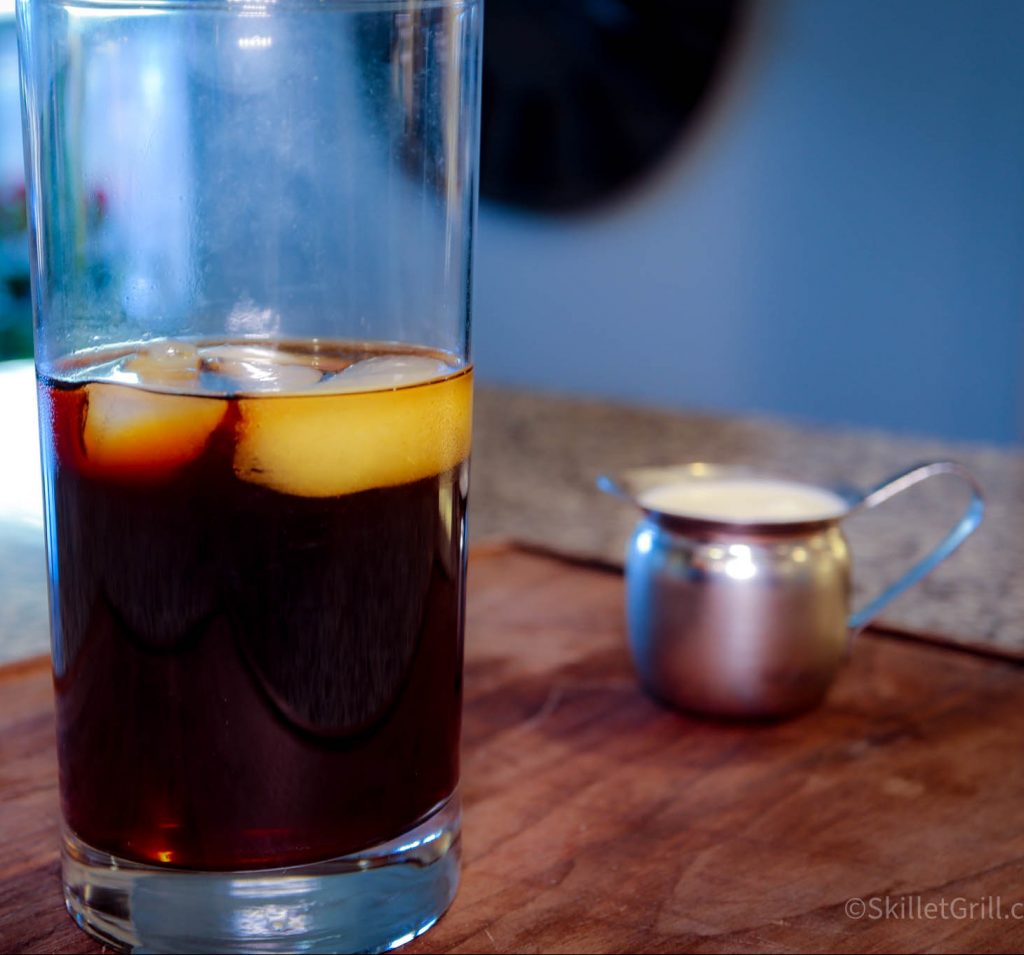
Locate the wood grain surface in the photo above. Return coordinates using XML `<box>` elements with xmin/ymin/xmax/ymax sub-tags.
<box><xmin>2</xmin><ymin>546</ymin><xmax>1023</xmax><ymax>954</ymax></box>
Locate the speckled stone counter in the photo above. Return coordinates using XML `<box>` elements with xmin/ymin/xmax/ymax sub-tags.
<box><xmin>469</xmin><ymin>386</ymin><xmax>1024</xmax><ymax>659</ymax></box>
<box><xmin>1</xmin><ymin>383</ymin><xmax>1021</xmax><ymax>664</ymax></box>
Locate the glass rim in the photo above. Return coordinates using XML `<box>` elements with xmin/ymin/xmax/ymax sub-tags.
<box><xmin>19</xmin><ymin>0</ymin><xmax>476</xmax><ymax>12</ymax></box>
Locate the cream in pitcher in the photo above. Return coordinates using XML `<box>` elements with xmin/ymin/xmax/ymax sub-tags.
<box><xmin>600</xmin><ymin>463</ymin><xmax>984</xmax><ymax>719</ymax></box>
<box><xmin>638</xmin><ymin>477</ymin><xmax>849</xmax><ymax>525</ymax></box>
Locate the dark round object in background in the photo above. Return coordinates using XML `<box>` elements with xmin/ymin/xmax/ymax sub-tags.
<box><xmin>480</xmin><ymin>0</ymin><xmax>747</xmax><ymax>214</ymax></box>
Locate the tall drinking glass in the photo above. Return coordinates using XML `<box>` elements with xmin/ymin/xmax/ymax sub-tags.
<box><xmin>17</xmin><ymin>0</ymin><xmax>481</xmax><ymax>950</ymax></box>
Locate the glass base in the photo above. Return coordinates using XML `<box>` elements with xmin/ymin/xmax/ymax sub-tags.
<box><xmin>61</xmin><ymin>793</ymin><xmax>461</xmax><ymax>954</ymax></box>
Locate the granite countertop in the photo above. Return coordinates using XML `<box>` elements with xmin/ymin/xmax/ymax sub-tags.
<box><xmin>1</xmin><ymin>381</ymin><xmax>1021</xmax><ymax>663</ymax></box>
<box><xmin>470</xmin><ymin>386</ymin><xmax>1024</xmax><ymax>659</ymax></box>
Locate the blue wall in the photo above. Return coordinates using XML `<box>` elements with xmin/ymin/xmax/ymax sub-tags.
<box><xmin>472</xmin><ymin>0</ymin><xmax>1024</xmax><ymax>444</ymax></box>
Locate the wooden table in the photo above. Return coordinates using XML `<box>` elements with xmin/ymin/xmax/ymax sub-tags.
<box><xmin>2</xmin><ymin>545</ymin><xmax>1024</xmax><ymax>953</ymax></box>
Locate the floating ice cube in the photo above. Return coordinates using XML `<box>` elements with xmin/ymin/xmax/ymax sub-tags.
<box><xmin>82</xmin><ymin>383</ymin><xmax>227</xmax><ymax>480</ymax></box>
<box><xmin>318</xmin><ymin>355</ymin><xmax>454</xmax><ymax>394</ymax></box>
<box><xmin>234</xmin><ymin>369</ymin><xmax>473</xmax><ymax>498</ymax></box>
<box><xmin>199</xmin><ymin>344</ymin><xmax>283</xmax><ymax>364</ymax></box>
<box><xmin>198</xmin><ymin>344</ymin><xmax>324</xmax><ymax>394</ymax></box>
<box><xmin>120</xmin><ymin>340</ymin><xmax>202</xmax><ymax>387</ymax></box>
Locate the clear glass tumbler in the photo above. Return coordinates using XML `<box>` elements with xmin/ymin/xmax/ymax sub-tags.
<box><xmin>17</xmin><ymin>0</ymin><xmax>481</xmax><ymax>950</ymax></box>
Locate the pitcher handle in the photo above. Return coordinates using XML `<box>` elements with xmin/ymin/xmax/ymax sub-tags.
<box><xmin>846</xmin><ymin>461</ymin><xmax>985</xmax><ymax>635</ymax></box>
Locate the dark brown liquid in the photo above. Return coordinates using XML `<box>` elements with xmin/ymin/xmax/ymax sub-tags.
<box><xmin>40</xmin><ymin>344</ymin><xmax>469</xmax><ymax>870</ymax></box>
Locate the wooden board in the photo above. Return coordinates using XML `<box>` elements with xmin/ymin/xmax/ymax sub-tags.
<box><xmin>2</xmin><ymin>546</ymin><xmax>1023</xmax><ymax>954</ymax></box>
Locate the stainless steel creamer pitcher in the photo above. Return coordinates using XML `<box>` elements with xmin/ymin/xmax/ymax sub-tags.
<box><xmin>599</xmin><ymin>462</ymin><xmax>984</xmax><ymax>719</ymax></box>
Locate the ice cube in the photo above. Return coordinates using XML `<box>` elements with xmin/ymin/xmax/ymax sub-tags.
<box><xmin>318</xmin><ymin>355</ymin><xmax>454</xmax><ymax>394</ymax></box>
<box><xmin>198</xmin><ymin>344</ymin><xmax>324</xmax><ymax>394</ymax></box>
<box><xmin>234</xmin><ymin>369</ymin><xmax>473</xmax><ymax>497</ymax></box>
<box><xmin>82</xmin><ymin>383</ymin><xmax>227</xmax><ymax>480</ymax></box>
<box><xmin>120</xmin><ymin>340</ymin><xmax>202</xmax><ymax>387</ymax></box>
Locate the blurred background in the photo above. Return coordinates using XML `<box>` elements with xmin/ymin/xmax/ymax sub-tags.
<box><xmin>1</xmin><ymin>0</ymin><xmax>1022</xmax><ymax>443</ymax></box>
<box><xmin>0</xmin><ymin>0</ymin><xmax>29</xmax><ymax>358</ymax></box>
<box><xmin>471</xmin><ymin>0</ymin><xmax>1024</xmax><ymax>445</ymax></box>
